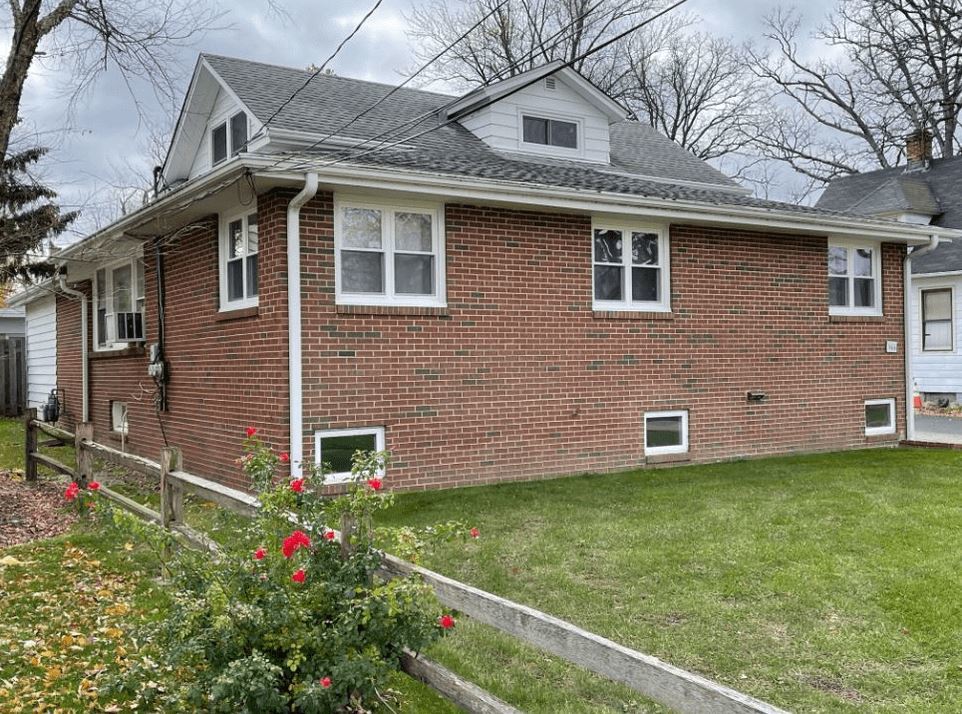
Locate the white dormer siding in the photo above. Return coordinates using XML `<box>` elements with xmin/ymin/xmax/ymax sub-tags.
<box><xmin>188</xmin><ymin>88</ymin><xmax>247</xmax><ymax>180</ymax></box>
<box><xmin>458</xmin><ymin>76</ymin><xmax>612</xmax><ymax>163</ymax></box>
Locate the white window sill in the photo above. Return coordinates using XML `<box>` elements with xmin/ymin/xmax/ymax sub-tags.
<box><xmin>336</xmin><ymin>295</ymin><xmax>446</xmax><ymax>309</ymax></box>
<box><xmin>645</xmin><ymin>445</ymin><xmax>689</xmax><ymax>456</ymax></box>
<box><xmin>592</xmin><ymin>301</ymin><xmax>671</xmax><ymax>313</ymax></box>
<box><xmin>220</xmin><ymin>298</ymin><xmax>259</xmax><ymax>313</ymax></box>
<box><xmin>829</xmin><ymin>307</ymin><xmax>882</xmax><ymax>317</ymax></box>
<box><xmin>865</xmin><ymin>426</ymin><xmax>896</xmax><ymax>437</ymax></box>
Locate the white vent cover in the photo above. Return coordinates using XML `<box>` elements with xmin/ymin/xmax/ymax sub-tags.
<box><xmin>544</xmin><ymin>76</ymin><xmax>557</xmax><ymax>90</ymax></box>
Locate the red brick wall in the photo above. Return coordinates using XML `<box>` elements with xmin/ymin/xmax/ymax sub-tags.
<box><xmin>299</xmin><ymin>198</ymin><xmax>906</xmax><ymax>490</ymax></box>
<box><xmin>56</xmin><ymin>191</ymin><xmax>907</xmax><ymax>492</ymax></box>
<box><xmin>56</xmin><ymin>197</ymin><xmax>291</xmax><ymax>489</ymax></box>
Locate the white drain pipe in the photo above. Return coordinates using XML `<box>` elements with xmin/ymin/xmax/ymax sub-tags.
<box><xmin>904</xmin><ymin>235</ymin><xmax>941</xmax><ymax>441</ymax></box>
<box><xmin>58</xmin><ymin>276</ymin><xmax>89</xmax><ymax>423</ymax></box>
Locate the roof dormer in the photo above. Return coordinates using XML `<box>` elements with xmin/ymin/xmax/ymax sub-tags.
<box><xmin>446</xmin><ymin>62</ymin><xmax>628</xmax><ymax>164</ymax></box>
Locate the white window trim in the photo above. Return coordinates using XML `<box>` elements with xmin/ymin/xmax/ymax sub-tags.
<box><xmin>334</xmin><ymin>197</ymin><xmax>447</xmax><ymax>308</ymax></box>
<box><xmin>210</xmin><ymin>110</ymin><xmax>248</xmax><ymax>166</ymax></box>
<box><xmin>314</xmin><ymin>427</ymin><xmax>386</xmax><ymax>484</ymax></box>
<box><xmin>592</xmin><ymin>221</ymin><xmax>671</xmax><ymax>313</ymax></box>
<box><xmin>93</xmin><ymin>255</ymin><xmax>146</xmax><ymax>352</ymax></box>
<box><xmin>218</xmin><ymin>209</ymin><xmax>259</xmax><ymax>312</ymax></box>
<box><xmin>516</xmin><ymin>107</ymin><xmax>585</xmax><ymax>159</ymax></box>
<box><xmin>919</xmin><ymin>285</ymin><xmax>955</xmax><ymax>353</ymax></box>
<box><xmin>111</xmin><ymin>400</ymin><xmax>129</xmax><ymax>435</ymax></box>
<box><xmin>644</xmin><ymin>410</ymin><xmax>689</xmax><ymax>456</ymax></box>
<box><xmin>828</xmin><ymin>239</ymin><xmax>883</xmax><ymax>317</ymax></box>
<box><xmin>864</xmin><ymin>398</ymin><xmax>896</xmax><ymax>436</ymax></box>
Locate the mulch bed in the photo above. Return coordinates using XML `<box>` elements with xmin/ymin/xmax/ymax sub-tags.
<box><xmin>0</xmin><ymin>470</ymin><xmax>76</xmax><ymax>548</ymax></box>
<box><xmin>918</xmin><ymin>406</ymin><xmax>962</xmax><ymax>419</ymax></box>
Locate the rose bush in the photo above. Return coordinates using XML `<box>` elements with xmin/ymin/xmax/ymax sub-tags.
<box><xmin>109</xmin><ymin>430</ymin><xmax>472</xmax><ymax>713</ymax></box>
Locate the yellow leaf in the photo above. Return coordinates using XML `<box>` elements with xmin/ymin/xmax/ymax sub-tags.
<box><xmin>96</xmin><ymin>589</ymin><xmax>112</xmax><ymax>599</ymax></box>
<box><xmin>60</xmin><ymin>635</ymin><xmax>74</xmax><ymax>647</ymax></box>
<box><xmin>0</xmin><ymin>556</ymin><xmax>29</xmax><ymax>567</ymax></box>
<box><xmin>124</xmin><ymin>542</ymin><xmax>134</xmax><ymax>551</ymax></box>
<box><xmin>104</xmin><ymin>627</ymin><xmax>124</xmax><ymax>640</ymax></box>
<box><xmin>44</xmin><ymin>665</ymin><xmax>62</xmax><ymax>682</ymax></box>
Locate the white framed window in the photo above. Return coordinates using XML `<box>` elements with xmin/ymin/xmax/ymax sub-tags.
<box><xmin>828</xmin><ymin>240</ymin><xmax>882</xmax><ymax>316</ymax></box>
<box><xmin>864</xmin><ymin>398</ymin><xmax>896</xmax><ymax>436</ymax></box>
<box><xmin>314</xmin><ymin>427</ymin><xmax>385</xmax><ymax>484</ymax></box>
<box><xmin>211</xmin><ymin>111</ymin><xmax>248</xmax><ymax>165</ymax></box>
<box><xmin>921</xmin><ymin>287</ymin><xmax>953</xmax><ymax>352</ymax></box>
<box><xmin>517</xmin><ymin>108</ymin><xmax>583</xmax><ymax>158</ymax></box>
<box><xmin>93</xmin><ymin>257</ymin><xmax>146</xmax><ymax>351</ymax></box>
<box><xmin>111</xmin><ymin>401</ymin><xmax>128</xmax><ymax>435</ymax></box>
<box><xmin>334</xmin><ymin>199</ymin><xmax>446</xmax><ymax>307</ymax></box>
<box><xmin>644</xmin><ymin>410</ymin><xmax>689</xmax><ymax>456</ymax></box>
<box><xmin>592</xmin><ymin>222</ymin><xmax>670</xmax><ymax>312</ymax></box>
<box><xmin>219</xmin><ymin>210</ymin><xmax>259</xmax><ymax>311</ymax></box>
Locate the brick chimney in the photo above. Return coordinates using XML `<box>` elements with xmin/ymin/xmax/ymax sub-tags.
<box><xmin>906</xmin><ymin>128</ymin><xmax>933</xmax><ymax>166</ymax></box>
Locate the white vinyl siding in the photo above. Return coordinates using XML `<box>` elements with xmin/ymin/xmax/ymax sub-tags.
<box><xmin>24</xmin><ymin>296</ymin><xmax>56</xmax><ymax>411</ymax></box>
<box><xmin>189</xmin><ymin>89</ymin><xmax>245</xmax><ymax>179</ymax></box>
<box><xmin>459</xmin><ymin>77</ymin><xmax>610</xmax><ymax>163</ymax></box>
<box><xmin>911</xmin><ymin>275</ymin><xmax>962</xmax><ymax>395</ymax></box>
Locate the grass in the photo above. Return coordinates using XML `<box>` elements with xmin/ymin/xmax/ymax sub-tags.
<box><xmin>0</xmin><ymin>415</ymin><xmax>74</xmax><ymax>474</ymax></box>
<box><xmin>381</xmin><ymin>448</ymin><xmax>962</xmax><ymax>713</ymax></box>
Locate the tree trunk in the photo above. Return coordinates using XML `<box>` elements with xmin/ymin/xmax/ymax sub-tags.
<box><xmin>0</xmin><ymin>0</ymin><xmax>43</xmax><ymax>159</ymax></box>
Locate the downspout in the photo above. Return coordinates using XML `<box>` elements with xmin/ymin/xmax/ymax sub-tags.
<box><xmin>287</xmin><ymin>173</ymin><xmax>319</xmax><ymax>477</ymax></box>
<box><xmin>58</xmin><ymin>277</ymin><xmax>89</xmax><ymax>423</ymax></box>
<box><xmin>904</xmin><ymin>235</ymin><xmax>941</xmax><ymax>441</ymax></box>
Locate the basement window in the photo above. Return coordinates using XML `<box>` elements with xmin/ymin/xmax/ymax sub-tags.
<box><xmin>314</xmin><ymin>427</ymin><xmax>385</xmax><ymax>484</ymax></box>
<box><xmin>592</xmin><ymin>223</ymin><xmax>670</xmax><ymax>312</ymax></box>
<box><xmin>111</xmin><ymin>401</ymin><xmax>128</xmax><ymax>435</ymax></box>
<box><xmin>335</xmin><ymin>199</ymin><xmax>446</xmax><ymax>307</ymax></box>
<box><xmin>644</xmin><ymin>410</ymin><xmax>689</xmax><ymax>456</ymax></box>
<box><xmin>864</xmin><ymin>398</ymin><xmax>895</xmax><ymax>436</ymax></box>
<box><xmin>93</xmin><ymin>257</ymin><xmax>146</xmax><ymax>350</ymax></box>
<box><xmin>828</xmin><ymin>241</ymin><xmax>882</xmax><ymax>316</ymax></box>
<box><xmin>219</xmin><ymin>210</ymin><xmax>259</xmax><ymax>310</ymax></box>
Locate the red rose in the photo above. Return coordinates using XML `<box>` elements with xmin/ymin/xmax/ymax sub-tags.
<box><xmin>320</xmin><ymin>676</ymin><xmax>331</xmax><ymax>689</ymax></box>
<box><xmin>254</xmin><ymin>548</ymin><xmax>266</xmax><ymax>561</ymax></box>
<box><xmin>64</xmin><ymin>482</ymin><xmax>79</xmax><ymax>501</ymax></box>
<box><xmin>367</xmin><ymin>477</ymin><xmax>383</xmax><ymax>491</ymax></box>
<box><xmin>290</xmin><ymin>478</ymin><xmax>305</xmax><ymax>493</ymax></box>
<box><xmin>470</xmin><ymin>527</ymin><xmax>480</xmax><ymax>539</ymax></box>
<box><xmin>245</xmin><ymin>426</ymin><xmax>257</xmax><ymax>438</ymax></box>
<box><xmin>88</xmin><ymin>481</ymin><xmax>101</xmax><ymax>491</ymax></box>
<box><xmin>292</xmin><ymin>569</ymin><xmax>306</xmax><ymax>583</ymax></box>
<box><xmin>438</xmin><ymin>614</ymin><xmax>456</xmax><ymax>630</ymax></box>
<box><xmin>279</xmin><ymin>452</ymin><xmax>290</xmax><ymax>463</ymax></box>
<box><xmin>282</xmin><ymin>530</ymin><xmax>311</xmax><ymax>558</ymax></box>
<box><xmin>323</xmin><ymin>530</ymin><xmax>335</xmax><ymax>541</ymax></box>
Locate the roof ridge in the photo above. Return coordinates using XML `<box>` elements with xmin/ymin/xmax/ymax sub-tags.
<box><xmin>201</xmin><ymin>53</ymin><xmax>456</xmax><ymax>100</ymax></box>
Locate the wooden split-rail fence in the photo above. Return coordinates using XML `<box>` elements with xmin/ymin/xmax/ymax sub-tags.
<box><xmin>23</xmin><ymin>409</ymin><xmax>789</xmax><ymax>714</ymax></box>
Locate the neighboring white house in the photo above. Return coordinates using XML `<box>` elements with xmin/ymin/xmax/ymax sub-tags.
<box><xmin>819</xmin><ymin>130</ymin><xmax>962</xmax><ymax>405</ymax></box>
<box><xmin>8</xmin><ymin>287</ymin><xmax>57</xmax><ymax>411</ymax></box>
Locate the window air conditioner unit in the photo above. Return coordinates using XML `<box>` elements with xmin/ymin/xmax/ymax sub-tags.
<box><xmin>114</xmin><ymin>312</ymin><xmax>145</xmax><ymax>342</ymax></box>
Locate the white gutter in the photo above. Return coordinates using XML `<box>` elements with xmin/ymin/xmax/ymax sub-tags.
<box><xmin>287</xmin><ymin>173</ymin><xmax>319</xmax><ymax>477</ymax></box>
<box><xmin>904</xmin><ymin>235</ymin><xmax>942</xmax><ymax>441</ymax></box>
<box><xmin>58</xmin><ymin>277</ymin><xmax>89</xmax><ymax>423</ymax></box>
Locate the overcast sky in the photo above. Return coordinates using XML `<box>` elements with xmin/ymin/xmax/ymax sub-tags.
<box><xmin>13</xmin><ymin>0</ymin><xmax>837</xmax><ymax>241</ymax></box>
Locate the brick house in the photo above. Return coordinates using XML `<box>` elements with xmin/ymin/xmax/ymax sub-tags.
<box><xmin>12</xmin><ymin>55</ymin><xmax>953</xmax><ymax>491</ymax></box>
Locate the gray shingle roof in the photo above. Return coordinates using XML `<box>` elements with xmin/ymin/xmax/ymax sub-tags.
<box><xmin>204</xmin><ymin>54</ymin><xmax>937</xmax><ymax>229</ymax></box>
<box><xmin>818</xmin><ymin>158</ymin><xmax>962</xmax><ymax>274</ymax></box>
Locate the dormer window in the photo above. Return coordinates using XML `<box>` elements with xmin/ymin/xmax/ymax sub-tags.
<box><xmin>522</xmin><ymin>115</ymin><xmax>578</xmax><ymax>149</ymax></box>
<box><xmin>211</xmin><ymin>111</ymin><xmax>248</xmax><ymax>165</ymax></box>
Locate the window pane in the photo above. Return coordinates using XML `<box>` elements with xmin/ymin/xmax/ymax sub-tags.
<box><xmin>113</xmin><ymin>264</ymin><xmax>132</xmax><ymax>312</ymax></box>
<box><xmin>632</xmin><ymin>233</ymin><xmax>658</xmax><ymax>265</ymax></box>
<box><xmin>97</xmin><ymin>309</ymin><xmax>107</xmax><ymax>346</ymax></box>
<box><xmin>924</xmin><ymin>289</ymin><xmax>952</xmax><ymax>320</ymax></box>
<box><xmin>594</xmin><ymin>229</ymin><xmax>623</xmax><ymax>263</ymax></box>
<box><xmin>96</xmin><ymin>268</ymin><xmax>106</xmax><ymax>302</ymax></box>
<box><xmin>342</xmin><ymin>250</ymin><xmax>384</xmax><ymax>293</ymax></box>
<box><xmin>395</xmin><ymin>254</ymin><xmax>434</xmax><ymax>295</ymax></box>
<box><xmin>342</xmin><ymin>208</ymin><xmax>382</xmax><ymax>249</ymax></box>
<box><xmin>247</xmin><ymin>213</ymin><xmax>258</xmax><ymax>254</ymax></box>
<box><xmin>549</xmin><ymin>119</ymin><xmax>578</xmax><ymax>148</ymax></box>
<box><xmin>829</xmin><ymin>277</ymin><xmax>848</xmax><ymax>306</ymax></box>
<box><xmin>924</xmin><ymin>321</ymin><xmax>952</xmax><ymax>350</ymax></box>
<box><xmin>227</xmin><ymin>259</ymin><xmax>244</xmax><ymax>301</ymax></box>
<box><xmin>865</xmin><ymin>403</ymin><xmax>892</xmax><ymax>429</ymax></box>
<box><xmin>135</xmin><ymin>259</ymin><xmax>145</xmax><ymax>301</ymax></box>
<box><xmin>321</xmin><ymin>433</ymin><xmax>378</xmax><ymax>474</ymax></box>
<box><xmin>229</xmin><ymin>219</ymin><xmax>244</xmax><ymax>259</ymax></box>
<box><xmin>246</xmin><ymin>254</ymin><xmax>258</xmax><ymax>298</ymax></box>
<box><xmin>522</xmin><ymin>116</ymin><xmax>548</xmax><ymax>144</ymax></box>
<box><xmin>854</xmin><ymin>277</ymin><xmax>875</xmax><ymax>307</ymax></box>
<box><xmin>230</xmin><ymin>112</ymin><xmax>247</xmax><ymax>155</ymax></box>
<box><xmin>828</xmin><ymin>246</ymin><xmax>848</xmax><ymax>275</ymax></box>
<box><xmin>647</xmin><ymin>416</ymin><xmax>683</xmax><ymax>448</ymax></box>
<box><xmin>395</xmin><ymin>212</ymin><xmax>432</xmax><ymax>252</ymax></box>
<box><xmin>212</xmin><ymin>123</ymin><xmax>227</xmax><ymax>164</ymax></box>
<box><xmin>854</xmin><ymin>248</ymin><xmax>873</xmax><ymax>277</ymax></box>
<box><xmin>594</xmin><ymin>265</ymin><xmax>623</xmax><ymax>301</ymax></box>
<box><xmin>632</xmin><ymin>267</ymin><xmax>659</xmax><ymax>302</ymax></box>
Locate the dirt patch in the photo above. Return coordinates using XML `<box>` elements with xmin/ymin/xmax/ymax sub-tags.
<box><xmin>805</xmin><ymin>675</ymin><xmax>863</xmax><ymax>702</ymax></box>
<box><xmin>0</xmin><ymin>470</ymin><xmax>76</xmax><ymax>548</ymax></box>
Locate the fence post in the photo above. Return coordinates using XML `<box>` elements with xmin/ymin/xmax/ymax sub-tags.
<box><xmin>74</xmin><ymin>422</ymin><xmax>94</xmax><ymax>488</ymax></box>
<box><xmin>24</xmin><ymin>407</ymin><xmax>37</xmax><ymax>482</ymax></box>
<box><xmin>160</xmin><ymin>446</ymin><xmax>183</xmax><ymax>529</ymax></box>
<box><xmin>339</xmin><ymin>512</ymin><xmax>356</xmax><ymax>560</ymax></box>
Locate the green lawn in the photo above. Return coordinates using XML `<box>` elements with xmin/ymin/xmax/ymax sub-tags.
<box><xmin>381</xmin><ymin>448</ymin><xmax>962</xmax><ymax>713</ymax></box>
